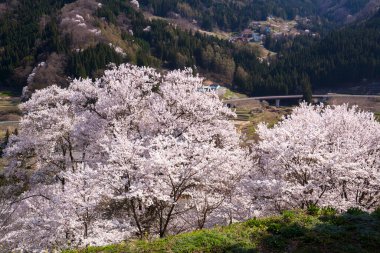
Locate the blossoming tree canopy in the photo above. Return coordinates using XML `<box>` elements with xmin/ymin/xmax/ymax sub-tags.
<box><xmin>1</xmin><ymin>64</ymin><xmax>250</xmax><ymax>251</ymax></box>
<box><xmin>254</xmin><ymin>103</ymin><xmax>380</xmax><ymax>211</ymax></box>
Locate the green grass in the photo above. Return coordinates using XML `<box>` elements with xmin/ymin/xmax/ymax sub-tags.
<box><xmin>234</xmin><ymin>109</ymin><xmax>252</xmax><ymax>121</ymax></box>
<box><xmin>375</xmin><ymin>112</ymin><xmax>380</xmax><ymax>122</ymax></box>
<box><xmin>0</xmin><ymin>96</ymin><xmax>20</xmax><ymax>139</ymax></box>
<box><xmin>235</xmin><ymin>107</ymin><xmax>292</xmax><ymax>142</ymax></box>
<box><xmin>66</xmin><ymin>209</ymin><xmax>380</xmax><ymax>253</ymax></box>
<box><xmin>0</xmin><ymin>91</ymin><xmax>14</xmax><ymax>97</ymax></box>
<box><xmin>221</xmin><ymin>89</ymin><xmax>248</xmax><ymax>100</ymax></box>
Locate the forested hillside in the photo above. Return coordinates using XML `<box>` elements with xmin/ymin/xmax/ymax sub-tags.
<box><xmin>222</xmin><ymin>9</ymin><xmax>380</xmax><ymax>96</ymax></box>
<box><xmin>140</xmin><ymin>0</ymin><xmax>318</xmax><ymax>31</ymax></box>
<box><xmin>0</xmin><ymin>0</ymin><xmax>75</xmax><ymax>91</ymax></box>
<box><xmin>140</xmin><ymin>0</ymin><xmax>378</xmax><ymax>31</ymax></box>
<box><xmin>272</xmin><ymin>14</ymin><xmax>380</xmax><ymax>90</ymax></box>
<box><xmin>0</xmin><ymin>0</ymin><xmax>270</xmax><ymax>95</ymax></box>
<box><xmin>238</xmin><ymin>10</ymin><xmax>380</xmax><ymax>95</ymax></box>
<box><xmin>0</xmin><ymin>0</ymin><xmax>379</xmax><ymax>97</ymax></box>
<box><xmin>0</xmin><ymin>0</ymin><xmax>259</xmax><ymax>94</ymax></box>
<box><xmin>317</xmin><ymin>0</ymin><xmax>380</xmax><ymax>23</ymax></box>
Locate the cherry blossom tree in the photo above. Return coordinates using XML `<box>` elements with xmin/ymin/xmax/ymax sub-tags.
<box><xmin>252</xmin><ymin>103</ymin><xmax>380</xmax><ymax>212</ymax></box>
<box><xmin>2</xmin><ymin>64</ymin><xmax>250</xmax><ymax>250</ymax></box>
<box><xmin>130</xmin><ymin>0</ymin><xmax>139</xmax><ymax>9</ymax></box>
<box><xmin>1</xmin><ymin>164</ymin><xmax>132</xmax><ymax>251</ymax></box>
<box><xmin>0</xmin><ymin>184</ymin><xmax>20</xmax><ymax>234</ymax></box>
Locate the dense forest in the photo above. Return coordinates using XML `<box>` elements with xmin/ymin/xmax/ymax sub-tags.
<box><xmin>261</xmin><ymin>10</ymin><xmax>380</xmax><ymax>93</ymax></box>
<box><xmin>139</xmin><ymin>0</ymin><xmax>375</xmax><ymax>31</ymax></box>
<box><xmin>139</xmin><ymin>0</ymin><xmax>318</xmax><ymax>31</ymax></box>
<box><xmin>0</xmin><ymin>0</ymin><xmax>379</xmax><ymax>97</ymax></box>
<box><xmin>0</xmin><ymin>0</ymin><xmax>75</xmax><ymax>89</ymax></box>
<box><xmin>132</xmin><ymin>6</ymin><xmax>380</xmax><ymax>95</ymax></box>
<box><xmin>66</xmin><ymin>43</ymin><xmax>124</xmax><ymax>78</ymax></box>
<box><xmin>273</xmin><ymin>16</ymin><xmax>380</xmax><ymax>90</ymax></box>
<box><xmin>84</xmin><ymin>0</ymin><xmax>380</xmax><ymax>95</ymax></box>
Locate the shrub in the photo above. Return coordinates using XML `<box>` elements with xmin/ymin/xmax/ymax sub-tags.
<box><xmin>264</xmin><ymin>235</ymin><xmax>286</xmax><ymax>249</ymax></box>
<box><xmin>267</xmin><ymin>222</ymin><xmax>282</xmax><ymax>234</ymax></box>
<box><xmin>320</xmin><ymin>206</ymin><xmax>337</xmax><ymax>216</ymax></box>
<box><xmin>346</xmin><ymin>207</ymin><xmax>366</xmax><ymax>215</ymax></box>
<box><xmin>280</xmin><ymin>223</ymin><xmax>305</xmax><ymax>238</ymax></box>
<box><xmin>246</xmin><ymin>218</ymin><xmax>262</xmax><ymax>228</ymax></box>
<box><xmin>307</xmin><ymin>204</ymin><xmax>320</xmax><ymax>216</ymax></box>
<box><xmin>372</xmin><ymin>207</ymin><xmax>380</xmax><ymax>219</ymax></box>
<box><xmin>282</xmin><ymin>210</ymin><xmax>296</xmax><ymax>221</ymax></box>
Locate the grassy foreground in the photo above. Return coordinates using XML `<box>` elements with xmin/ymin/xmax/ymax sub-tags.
<box><xmin>68</xmin><ymin>209</ymin><xmax>380</xmax><ymax>253</ymax></box>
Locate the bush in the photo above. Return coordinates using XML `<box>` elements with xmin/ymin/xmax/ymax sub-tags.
<box><xmin>320</xmin><ymin>206</ymin><xmax>337</xmax><ymax>216</ymax></box>
<box><xmin>264</xmin><ymin>235</ymin><xmax>286</xmax><ymax>249</ymax></box>
<box><xmin>280</xmin><ymin>224</ymin><xmax>305</xmax><ymax>238</ymax></box>
<box><xmin>307</xmin><ymin>204</ymin><xmax>320</xmax><ymax>216</ymax></box>
<box><xmin>246</xmin><ymin>218</ymin><xmax>262</xmax><ymax>228</ymax></box>
<box><xmin>282</xmin><ymin>210</ymin><xmax>296</xmax><ymax>222</ymax></box>
<box><xmin>267</xmin><ymin>222</ymin><xmax>282</xmax><ymax>234</ymax></box>
<box><xmin>346</xmin><ymin>207</ymin><xmax>366</xmax><ymax>215</ymax></box>
<box><xmin>372</xmin><ymin>207</ymin><xmax>380</xmax><ymax>219</ymax></box>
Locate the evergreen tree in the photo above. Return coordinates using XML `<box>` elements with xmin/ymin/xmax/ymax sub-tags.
<box><xmin>301</xmin><ymin>75</ymin><xmax>313</xmax><ymax>103</ymax></box>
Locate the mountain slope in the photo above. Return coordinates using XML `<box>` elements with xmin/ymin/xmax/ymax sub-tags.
<box><xmin>0</xmin><ymin>0</ymin><xmax>136</xmax><ymax>93</ymax></box>
<box><xmin>272</xmin><ymin>9</ymin><xmax>380</xmax><ymax>91</ymax></box>
<box><xmin>0</xmin><ymin>0</ymin><xmax>265</xmax><ymax>96</ymax></box>
<box><xmin>1</xmin><ymin>0</ymin><xmax>379</xmax><ymax>98</ymax></box>
<box><xmin>227</xmin><ymin>9</ymin><xmax>380</xmax><ymax>96</ymax></box>
<box><xmin>317</xmin><ymin>0</ymin><xmax>380</xmax><ymax>23</ymax></box>
<box><xmin>139</xmin><ymin>0</ymin><xmax>380</xmax><ymax>31</ymax></box>
<box><xmin>140</xmin><ymin>0</ymin><xmax>318</xmax><ymax>31</ymax></box>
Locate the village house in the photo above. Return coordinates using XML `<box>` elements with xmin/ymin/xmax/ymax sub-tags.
<box><xmin>197</xmin><ymin>84</ymin><xmax>221</xmax><ymax>93</ymax></box>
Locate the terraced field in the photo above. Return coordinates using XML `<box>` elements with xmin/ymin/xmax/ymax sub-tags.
<box><xmin>0</xmin><ymin>94</ymin><xmax>20</xmax><ymax>170</ymax></box>
<box><xmin>0</xmin><ymin>96</ymin><xmax>20</xmax><ymax>139</ymax></box>
<box><xmin>375</xmin><ymin>112</ymin><xmax>380</xmax><ymax>121</ymax></box>
<box><xmin>232</xmin><ymin>105</ymin><xmax>292</xmax><ymax>143</ymax></box>
<box><xmin>234</xmin><ymin>108</ymin><xmax>252</xmax><ymax>122</ymax></box>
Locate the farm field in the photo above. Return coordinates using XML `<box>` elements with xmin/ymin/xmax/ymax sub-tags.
<box><xmin>233</xmin><ymin>105</ymin><xmax>292</xmax><ymax>142</ymax></box>
<box><xmin>0</xmin><ymin>93</ymin><xmax>21</xmax><ymax>170</ymax></box>
<box><xmin>0</xmin><ymin>94</ymin><xmax>20</xmax><ymax>139</ymax></box>
<box><xmin>230</xmin><ymin>95</ymin><xmax>380</xmax><ymax>143</ymax></box>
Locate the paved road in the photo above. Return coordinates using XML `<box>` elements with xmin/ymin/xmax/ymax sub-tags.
<box><xmin>225</xmin><ymin>94</ymin><xmax>380</xmax><ymax>103</ymax></box>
